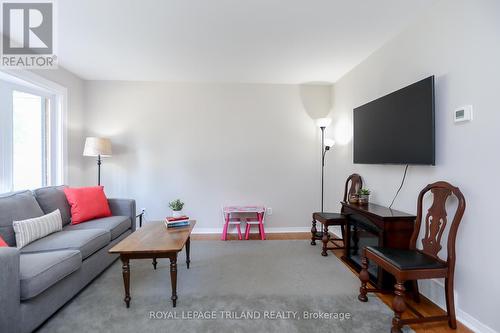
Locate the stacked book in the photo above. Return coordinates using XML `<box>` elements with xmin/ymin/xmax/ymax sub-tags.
<box><xmin>165</xmin><ymin>216</ymin><xmax>190</xmax><ymax>228</ymax></box>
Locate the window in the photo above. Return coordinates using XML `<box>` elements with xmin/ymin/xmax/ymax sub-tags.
<box><xmin>12</xmin><ymin>91</ymin><xmax>49</xmax><ymax>190</ymax></box>
<box><xmin>0</xmin><ymin>73</ymin><xmax>65</xmax><ymax>193</ymax></box>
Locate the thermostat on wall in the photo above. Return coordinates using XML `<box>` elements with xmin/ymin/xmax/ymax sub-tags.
<box><xmin>454</xmin><ymin>105</ymin><xmax>473</xmax><ymax>123</ymax></box>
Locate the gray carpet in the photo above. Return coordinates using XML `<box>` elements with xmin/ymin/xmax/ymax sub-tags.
<box><xmin>37</xmin><ymin>240</ymin><xmax>413</xmax><ymax>333</ymax></box>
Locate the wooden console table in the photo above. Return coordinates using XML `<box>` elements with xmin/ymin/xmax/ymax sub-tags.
<box><xmin>340</xmin><ymin>202</ymin><xmax>415</xmax><ymax>290</ymax></box>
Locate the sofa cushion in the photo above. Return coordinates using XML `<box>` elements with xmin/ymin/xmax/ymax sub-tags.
<box><xmin>19</xmin><ymin>250</ymin><xmax>82</xmax><ymax>300</ymax></box>
<box><xmin>0</xmin><ymin>235</ymin><xmax>7</xmax><ymax>247</ymax></box>
<box><xmin>0</xmin><ymin>191</ymin><xmax>44</xmax><ymax>247</ymax></box>
<box><xmin>20</xmin><ymin>229</ymin><xmax>110</xmax><ymax>259</ymax></box>
<box><xmin>34</xmin><ymin>186</ymin><xmax>72</xmax><ymax>226</ymax></box>
<box><xmin>64</xmin><ymin>216</ymin><xmax>131</xmax><ymax>240</ymax></box>
<box><xmin>13</xmin><ymin>209</ymin><xmax>63</xmax><ymax>248</ymax></box>
<box><xmin>64</xmin><ymin>186</ymin><xmax>112</xmax><ymax>224</ymax></box>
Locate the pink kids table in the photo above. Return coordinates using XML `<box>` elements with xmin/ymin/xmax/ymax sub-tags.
<box><xmin>222</xmin><ymin>206</ymin><xmax>266</xmax><ymax>240</ymax></box>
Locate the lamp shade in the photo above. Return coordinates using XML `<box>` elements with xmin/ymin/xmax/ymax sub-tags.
<box><xmin>83</xmin><ymin>137</ymin><xmax>112</xmax><ymax>157</ymax></box>
<box><xmin>316</xmin><ymin>117</ymin><xmax>332</xmax><ymax>128</ymax></box>
<box><xmin>324</xmin><ymin>138</ymin><xmax>336</xmax><ymax>148</ymax></box>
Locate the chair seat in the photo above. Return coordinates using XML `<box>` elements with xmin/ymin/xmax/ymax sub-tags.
<box><xmin>366</xmin><ymin>246</ymin><xmax>447</xmax><ymax>270</ymax></box>
<box><xmin>313</xmin><ymin>212</ymin><xmax>346</xmax><ymax>224</ymax></box>
<box><xmin>227</xmin><ymin>217</ymin><xmax>242</xmax><ymax>224</ymax></box>
<box><xmin>245</xmin><ymin>218</ymin><xmax>262</xmax><ymax>225</ymax></box>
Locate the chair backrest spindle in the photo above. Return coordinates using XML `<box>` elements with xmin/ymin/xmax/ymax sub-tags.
<box><xmin>410</xmin><ymin>181</ymin><xmax>466</xmax><ymax>268</ymax></box>
<box><xmin>343</xmin><ymin>173</ymin><xmax>363</xmax><ymax>202</ymax></box>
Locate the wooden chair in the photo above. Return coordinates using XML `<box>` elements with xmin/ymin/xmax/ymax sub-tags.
<box><xmin>358</xmin><ymin>181</ymin><xmax>466</xmax><ymax>333</ymax></box>
<box><xmin>311</xmin><ymin>173</ymin><xmax>362</xmax><ymax>256</ymax></box>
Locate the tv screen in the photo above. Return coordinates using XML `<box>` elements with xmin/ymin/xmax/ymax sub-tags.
<box><xmin>353</xmin><ymin>76</ymin><xmax>435</xmax><ymax>165</ymax></box>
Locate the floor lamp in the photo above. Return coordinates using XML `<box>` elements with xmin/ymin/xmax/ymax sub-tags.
<box><xmin>83</xmin><ymin>137</ymin><xmax>112</xmax><ymax>186</ymax></box>
<box><xmin>316</xmin><ymin>118</ymin><xmax>335</xmax><ymax>233</ymax></box>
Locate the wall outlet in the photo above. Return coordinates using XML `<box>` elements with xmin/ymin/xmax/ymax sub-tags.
<box><xmin>267</xmin><ymin>207</ymin><xmax>272</xmax><ymax>215</ymax></box>
<box><xmin>141</xmin><ymin>208</ymin><xmax>146</xmax><ymax>214</ymax></box>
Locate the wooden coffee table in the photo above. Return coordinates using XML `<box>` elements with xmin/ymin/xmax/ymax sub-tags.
<box><xmin>109</xmin><ymin>220</ymin><xmax>195</xmax><ymax>308</ymax></box>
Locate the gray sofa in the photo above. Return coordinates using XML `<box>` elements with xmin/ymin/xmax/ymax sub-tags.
<box><xmin>0</xmin><ymin>186</ymin><xmax>136</xmax><ymax>333</ymax></box>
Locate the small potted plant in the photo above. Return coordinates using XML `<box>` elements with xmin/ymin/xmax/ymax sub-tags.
<box><xmin>169</xmin><ymin>199</ymin><xmax>185</xmax><ymax>218</ymax></box>
<box><xmin>358</xmin><ymin>188</ymin><xmax>371</xmax><ymax>205</ymax></box>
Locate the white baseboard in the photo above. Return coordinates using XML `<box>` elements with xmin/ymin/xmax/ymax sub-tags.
<box><xmin>330</xmin><ymin>226</ymin><xmax>342</xmax><ymax>238</ymax></box>
<box><xmin>420</xmin><ymin>279</ymin><xmax>496</xmax><ymax>333</ymax></box>
<box><xmin>457</xmin><ymin>308</ymin><xmax>497</xmax><ymax>333</ymax></box>
<box><xmin>192</xmin><ymin>226</ymin><xmax>311</xmax><ymax>234</ymax></box>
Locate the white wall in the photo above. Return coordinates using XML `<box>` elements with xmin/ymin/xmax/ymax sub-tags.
<box><xmin>83</xmin><ymin>81</ymin><xmax>321</xmax><ymax>231</ymax></box>
<box><xmin>326</xmin><ymin>0</ymin><xmax>499</xmax><ymax>331</ymax></box>
<box><xmin>30</xmin><ymin>67</ymin><xmax>86</xmax><ymax>186</ymax></box>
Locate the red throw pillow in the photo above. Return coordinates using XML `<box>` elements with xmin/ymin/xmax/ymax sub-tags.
<box><xmin>0</xmin><ymin>235</ymin><xmax>7</xmax><ymax>247</ymax></box>
<box><xmin>64</xmin><ymin>186</ymin><xmax>112</xmax><ymax>224</ymax></box>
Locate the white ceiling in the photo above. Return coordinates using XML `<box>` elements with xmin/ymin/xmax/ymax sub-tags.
<box><xmin>57</xmin><ymin>0</ymin><xmax>438</xmax><ymax>83</ymax></box>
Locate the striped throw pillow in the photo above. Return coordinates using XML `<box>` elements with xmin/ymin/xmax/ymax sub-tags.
<box><xmin>13</xmin><ymin>209</ymin><xmax>63</xmax><ymax>248</ymax></box>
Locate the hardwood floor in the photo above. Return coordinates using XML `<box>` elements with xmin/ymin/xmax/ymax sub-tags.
<box><xmin>192</xmin><ymin>232</ymin><xmax>473</xmax><ymax>333</ymax></box>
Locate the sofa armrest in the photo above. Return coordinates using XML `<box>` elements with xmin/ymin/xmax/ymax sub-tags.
<box><xmin>108</xmin><ymin>198</ymin><xmax>137</xmax><ymax>231</ymax></box>
<box><xmin>0</xmin><ymin>247</ymin><xmax>20</xmax><ymax>333</ymax></box>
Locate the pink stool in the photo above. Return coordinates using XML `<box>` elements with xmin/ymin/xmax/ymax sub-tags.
<box><xmin>245</xmin><ymin>209</ymin><xmax>266</xmax><ymax>240</ymax></box>
<box><xmin>222</xmin><ymin>206</ymin><xmax>266</xmax><ymax>241</ymax></box>
<box><xmin>221</xmin><ymin>208</ymin><xmax>242</xmax><ymax>241</ymax></box>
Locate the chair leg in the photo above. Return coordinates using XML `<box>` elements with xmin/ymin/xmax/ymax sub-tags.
<box><xmin>259</xmin><ymin>222</ymin><xmax>266</xmax><ymax>240</ymax></box>
<box><xmin>221</xmin><ymin>221</ymin><xmax>229</xmax><ymax>241</ymax></box>
<box><xmin>245</xmin><ymin>224</ymin><xmax>250</xmax><ymax>240</ymax></box>
<box><xmin>391</xmin><ymin>281</ymin><xmax>407</xmax><ymax>333</ymax></box>
<box><xmin>340</xmin><ymin>224</ymin><xmax>346</xmax><ymax>244</ymax></box>
<box><xmin>221</xmin><ymin>214</ymin><xmax>229</xmax><ymax>240</ymax></box>
<box><xmin>236</xmin><ymin>224</ymin><xmax>242</xmax><ymax>240</ymax></box>
<box><xmin>358</xmin><ymin>256</ymin><xmax>369</xmax><ymax>302</ymax></box>
<box><xmin>445</xmin><ymin>277</ymin><xmax>457</xmax><ymax>329</ymax></box>
<box><xmin>321</xmin><ymin>224</ymin><xmax>329</xmax><ymax>256</ymax></box>
<box><xmin>411</xmin><ymin>280</ymin><xmax>421</xmax><ymax>303</ymax></box>
<box><xmin>310</xmin><ymin>219</ymin><xmax>317</xmax><ymax>245</ymax></box>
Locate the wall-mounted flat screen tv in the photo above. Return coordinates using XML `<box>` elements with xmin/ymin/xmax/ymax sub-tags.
<box><xmin>353</xmin><ymin>76</ymin><xmax>435</xmax><ymax>165</ymax></box>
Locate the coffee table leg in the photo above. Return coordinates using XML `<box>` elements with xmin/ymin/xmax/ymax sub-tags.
<box><xmin>186</xmin><ymin>236</ymin><xmax>191</xmax><ymax>269</ymax></box>
<box><xmin>121</xmin><ymin>256</ymin><xmax>131</xmax><ymax>308</ymax></box>
<box><xmin>170</xmin><ymin>255</ymin><xmax>178</xmax><ymax>307</ymax></box>
<box><xmin>152</xmin><ymin>258</ymin><xmax>157</xmax><ymax>270</ymax></box>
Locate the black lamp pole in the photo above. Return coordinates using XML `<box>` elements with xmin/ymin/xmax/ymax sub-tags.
<box><xmin>97</xmin><ymin>155</ymin><xmax>102</xmax><ymax>186</ymax></box>
<box><xmin>320</xmin><ymin>126</ymin><xmax>331</xmax><ymax>232</ymax></box>
<box><xmin>321</xmin><ymin>126</ymin><xmax>325</xmax><ymax>213</ymax></box>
